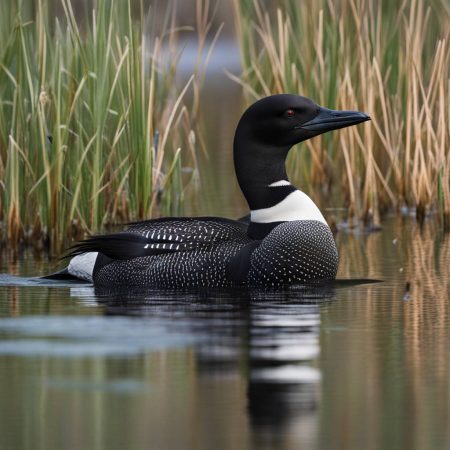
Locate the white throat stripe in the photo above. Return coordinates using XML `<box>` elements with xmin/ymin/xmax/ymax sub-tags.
<box><xmin>251</xmin><ymin>190</ymin><xmax>327</xmax><ymax>225</ymax></box>
<box><xmin>268</xmin><ymin>180</ymin><xmax>291</xmax><ymax>187</ymax></box>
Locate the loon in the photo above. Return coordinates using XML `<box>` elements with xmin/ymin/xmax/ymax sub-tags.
<box><xmin>57</xmin><ymin>94</ymin><xmax>369</xmax><ymax>288</ymax></box>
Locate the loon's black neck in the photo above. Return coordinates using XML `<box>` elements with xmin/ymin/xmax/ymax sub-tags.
<box><xmin>233</xmin><ymin>124</ymin><xmax>296</xmax><ymax>210</ymax></box>
<box><xmin>232</xmin><ymin>95</ymin><xmax>370</xmax><ymax>238</ymax></box>
<box><xmin>232</xmin><ymin>95</ymin><xmax>370</xmax><ymax>212</ymax></box>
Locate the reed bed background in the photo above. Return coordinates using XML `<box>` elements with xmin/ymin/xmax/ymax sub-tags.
<box><xmin>233</xmin><ymin>0</ymin><xmax>450</xmax><ymax>230</ymax></box>
<box><xmin>0</xmin><ymin>0</ymin><xmax>204</xmax><ymax>254</ymax></box>
<box><xmin>1</xmin><ymin>0</ymin><xmax>449</xmax><ymax>255</ymax></box>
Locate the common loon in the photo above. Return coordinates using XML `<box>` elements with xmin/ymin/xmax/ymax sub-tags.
<box><xmin>57</xmin><ymin>94</ymin><xmax>370</xmax><ymax>288</ymax></box>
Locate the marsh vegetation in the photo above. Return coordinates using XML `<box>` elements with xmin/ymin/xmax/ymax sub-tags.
<box><xmin>0</xmin><ymin>0</ymin><xmax>203</xmax><ymax>253</ymax></box>
<box><xmin>0</xmin><ymin>0</ymin><xmax>449</xmax><ymax>254</ymax></box>
<box><xmin>233</xmin><ymin>0</ymin><xmax>450</xmax><ymax>229</ymax></box>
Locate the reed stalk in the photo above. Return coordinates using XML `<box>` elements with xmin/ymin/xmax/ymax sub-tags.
<box><xmin>0</xmin><ymin>0</ymin><xmax>199</xmax><ymax>253</ymax></box>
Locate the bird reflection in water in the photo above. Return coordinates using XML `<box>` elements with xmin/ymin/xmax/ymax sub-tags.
<box><xmin>73</xmin><ymin>283</ymin><xmax>335</xmax><ymax>443</ymax></box>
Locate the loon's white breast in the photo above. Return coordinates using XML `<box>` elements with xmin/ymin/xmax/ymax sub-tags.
<box><xmin>250</xmin><ymin>188</ymin><xmax>327</xmax><ymax>225</ymax></box>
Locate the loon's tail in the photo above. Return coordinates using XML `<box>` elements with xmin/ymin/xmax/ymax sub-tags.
<box><xmin>41</xmin><ymin>267</ymin><xmax>89</xmax><ymax>283</ymax></box>
<box><xmin>41</xmin><ymin>267</ymin><xmax>74</xmax><ymax>280</ymax></box>
<box><xmin>42</xmin><ymin>232</ymin><xmax>167</xmax><ymax>283</ymax></box>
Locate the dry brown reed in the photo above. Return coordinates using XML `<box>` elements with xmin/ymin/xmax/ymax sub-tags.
<box><xmin>233</xmin><ymin>0</ymin><xmax>450</xmax><ymax>230</ymax></box>
<box><xmin>0</xmin><ymin>0</ymin><xmax>211</xmax><ymax>254</ymax></box>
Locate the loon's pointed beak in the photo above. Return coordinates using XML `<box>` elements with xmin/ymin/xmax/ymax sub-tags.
<box><xmin>297</xmin><ymin>107</ymin><xmax>370</xmax><ymax>132</ymax></box>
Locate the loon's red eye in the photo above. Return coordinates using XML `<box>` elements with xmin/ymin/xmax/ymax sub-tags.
<box><xmin>286</xmin><ymin>109</ymin><xmax>295</xmax><ymax>118</ymax></box>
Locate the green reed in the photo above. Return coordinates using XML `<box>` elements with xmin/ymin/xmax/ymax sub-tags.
<box><xmin>233</xmin><ymin>0</ymin><xmax>450</xmax><ymax>229</ymax></box>
<box><xmin>0</xmin><ymin>0</ymin><xmax>198</xmax><ymax>253</ymax></box>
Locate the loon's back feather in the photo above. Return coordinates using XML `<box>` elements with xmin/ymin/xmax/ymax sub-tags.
<box><xmin>67</xmin><ymin>216</ymin><xmax>249</xmax><ymax>261</ymax></box>
<box><xmin>86</xmin><ymin>220</ymin><xmax>337</xmax><ymax>289</ymax></box>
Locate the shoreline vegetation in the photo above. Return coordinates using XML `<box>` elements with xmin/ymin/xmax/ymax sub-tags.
<box><xmin>0</xmin><ymin>0</ymin><xmax>449</xmax><ymax>255</ymax></box>
<box><xmin>0</xmin><ymin>0</ymin><xmax>207</xmax><ymax>254</ymax></box>
<box><xmin>233</xmin><ymin>0</ymin><xmax>450</xmax><ymax>231</ymax></box>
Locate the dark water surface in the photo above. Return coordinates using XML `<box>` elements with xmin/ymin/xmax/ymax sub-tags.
<box><xmin>0</xmin><ymin>217</ymin><xmax>449</xmax><ymax>450</ymax></box>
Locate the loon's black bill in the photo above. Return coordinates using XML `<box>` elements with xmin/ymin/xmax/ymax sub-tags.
<box><xmin>297</xmin><ymin>107</ymin><xmax>370</xmax><ymax>132</ymax></box>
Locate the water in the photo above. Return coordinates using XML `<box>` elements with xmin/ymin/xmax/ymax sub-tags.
<box><xmin>0</xmin><ymin>29</ymin><xmax>449</xmax><ymax>450</ymax></box>
<box><xmin>0</xmin><ymin>217</ymin><xmax>449</xmax><ymax>450</ymax></box>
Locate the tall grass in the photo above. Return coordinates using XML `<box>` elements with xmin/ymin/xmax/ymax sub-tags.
<box><xmin>233</xmin><ymin>0</ymin><xmax>450</xmax><ymax>230</ymax></box>
<box><xmin>0</xmin><ymin>0</ymin><xmax>199</xmax><ymax>254</ymax></box>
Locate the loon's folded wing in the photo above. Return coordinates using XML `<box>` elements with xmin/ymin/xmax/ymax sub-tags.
<box><xmin>66</xmin><ymin>217</ymin><xmax>249</xmax><ymax>260</ymax></box>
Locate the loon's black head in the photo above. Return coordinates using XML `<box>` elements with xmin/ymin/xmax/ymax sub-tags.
<box><xmin>235</xmin><ymin>93</ymin><xmax>370</xmax><ymax>148</ymax></box>
<box><xmin>233</xmin><ymin>94</ymin><xmax>370</xmax><ymax>211</ymax></box>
